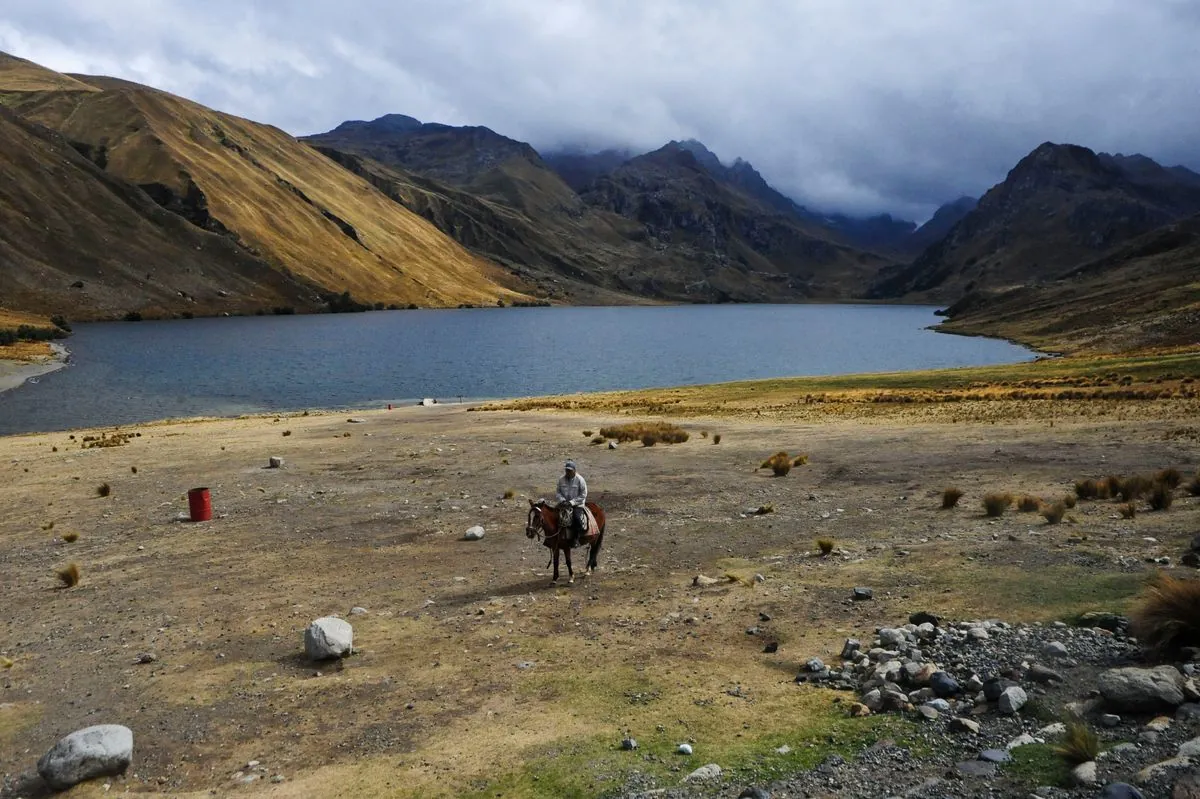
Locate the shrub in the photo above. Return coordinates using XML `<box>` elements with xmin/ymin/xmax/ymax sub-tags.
<box><xmin>131</xmin><ymin>466</ymin><xmax>138</xmax><ymax>474</ymax></box>
<box><xmin>1157</xmin><ymin>468</ymin><xmax>1183</xmax><ymax>489</ymax></box>
<box><xmin>62</xmin><ymin>532</ymin><xmax>79</xmax><ymax>543</ymax></box>
<box><xmin>56</xmin><ymin>562</ymin><xmax>80</xmax><ymax>588</ymax></box>
<box><xmin>941</xmin><ymin>488</ymin><xmax>964</xmax><ymax>509</ymax></box>
<box><xmin>761</xmin><ymin>452</ymin><xmax>791</xmax><ymax>477</ymax></box>
<box><xmin>282</xmin><ymin>430</ymin><xmax>292</xmax><ymax>437</ymax></box>
<box><xmin>1074</xmin><ymin>479</ymin><xmax>1099</xmax><ymax>500</ymax></box>
<box><xmin>1041</xmin><ymin>501</ymin><xmax>1066</xmax><ymax>524</ymax></box>
<box><xmin>503</xmin><ymin>489</ymin><xmax>515</xmax><ymax>500</ymax></box>
<box><xmin>591</xmin><ymin>436</ymin><xmax>605</xmax><ymax>445</ymax></box>
<box><xmin>1062</xmin><ymin>495</ymin><xmax>1077</xmax><ymax>509</ymax></box>
<box><xmin>1148</xmin><ymin>482</ymin><xmax>1173</xmax><ymax>511</ymax></box>
<box><xmin>712</xmin><ymin>434</ymin><xmax>721</xmax><ymax>445</ymax></box>
<box><xmin>982</xmin><ymin>492</ymin><xmax>1013</xmax><ymax>517</ymax></box>
<box><xmin>582</xmin><ymin>430</ymin><xmax>593</xmax><ymax>437</ymax></box>
<box><xmin>1054</xmin><ymin>718</ymin><xmax>1099</xmax><ymax>765</ymax></box>
<box><xmin>1119</xmin><ymin>475</ymin><xmax>1152</xmax><ymax>502</ymax></box>
<box><xmin>1188</xmin><ymin>473</ymin><xmax>1200</xmax><ymax>497</ymax></box>
<box><xmin>701</xmin><ymin>431</ymin><xmax>708</xmax><ymax>438</ymax></box>
<box><xmin>816</xmin><ymin>538</ymin><xmax>835</xmax><ymax>555</ymax></box>
<box><xmin>641</xmin><ymin>435</ymin><xmax>656</xmax><ymax>447</ymax></box>
<box><xmin>42</xmin><ymin>520</ymin><xmax>54</xmax><ymax>531</ymax></box>
<box><xmin>122</xmin><ymin>311</ymin><xmax>143</xmax><ymax>322</ymax></box>
<box><xmin>1130</xmin><ymin>573</ymin><xmax>1200</xmax><ymax>661</ymax></box>
<box><xmin>96</xmin><ymin>483</ymin><xmax>111</xmax><ymax>498</ymax></box>
<box><xmin>1119</xmin><ymin>502</ymin><xmax>1137</xmax><ymax>519</ymax></box>
<box><xmin>0</xmin><ymin>656</ymin><xmax>11</xmax><ymax>669</ymax></box>
<box><xmin>792</xmin><ymin>454</ymin><xmax>809</xmax><ymax>467</ymax></box>
<box><xmin>1101</xmin><ymin>475</ymin><xmax>1122</xmax><ymax>499</ymax></box>
<box><xmin>599</xmin><ymin>422</ymin><xmax>689</xmax><ymax>445</ymax></box>
<box><xmin>753</xmin><ymin>504</ymin><xmax>775</xmax><ymax>515</ymax></box>
<box><xmin>1017</xmin><ymin>495</ymin><xmax>1042</xmax><ymax>513</ymax></box>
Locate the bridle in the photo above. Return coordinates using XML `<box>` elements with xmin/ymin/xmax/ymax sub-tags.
<box><xmin>525</xmin><ymin>501</ymin><xmax>564</xmax><ymax>544</ymax></box>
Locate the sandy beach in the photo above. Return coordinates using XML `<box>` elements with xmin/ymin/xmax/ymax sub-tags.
<box><xmin>0</xmin><ymin>342</ymin><xmax>67</xmax><ymax>394</ymax></box>
<box><xmin>1</xmin><ymin>388</ymin><xmax>1198</xmax><ymax>796</ymax></box>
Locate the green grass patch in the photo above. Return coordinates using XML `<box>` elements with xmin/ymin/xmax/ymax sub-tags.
<box><xmin>1003</xmin><ymin>743</ymin><xmax>1072</xmax><ymax>790</ymax></box>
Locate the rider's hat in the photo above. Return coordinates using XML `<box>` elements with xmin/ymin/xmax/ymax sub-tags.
<box><xmin>564</xmin><ymin>460</ymin><xmax>577</xmax><ymax>471</ymax></box>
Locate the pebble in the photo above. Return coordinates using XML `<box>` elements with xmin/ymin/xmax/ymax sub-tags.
<box><xmin>738</xmin><ymin>789</ymin><xmax>770</xmax><ymax>799</ymax></box>
<box><xmin>1102</xmin><ymin>713</ymin><xmax>1122</xmax><ymax>727</ymax></box>
<box><xmin>949</xmin><ymin>717</ymin><xmax>980</xmax><ymax>734</ymax></box>
<box><xmin>852</xmin><ymin>587</ymin><xmax>873</xmax><ymax>600</ymax></box>
<box><xmin>677</xmin><ymin>743</ymin><xmax>693</xmax><ymax>755</ymax></box>
<box><xmin>979</xmin><ymin>748</ymin><xmax>1012</xmax><ymax>763</ymax></box>
<box><xmin>998</xmin><ymin>685</ymin><xmax>1028</xmax><ymax>714</ymax></box>
<box><xmin>1098</xmin><ymin>784</ymin><xmax>1145</xmax><ymax>799</ymax></box>
<box><xmin>1007</xmin><ymin>733</ymin><xmax>1040</xmax><ymax>750</ymax></box>
<box><xmin>620</xmin><ymin>737</ymin><xmax>638</xmax><ymax>751</ymax></box>
<box><xmin>464</xmin><ymin>525</ymin><xmax>485</xmax><ymax>541</ymax></box>
<box><xmin>1072</xmin><ymin>760</ymin><xmax>1099</xmax><ymax>786</ymax></box>
<box><xmin>1043</xmin><ymin>640</ymin><xmax>1069</xmax><ymax>658</ymax></box>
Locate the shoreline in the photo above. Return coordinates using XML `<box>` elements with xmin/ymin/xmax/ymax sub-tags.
<box><xmin>0</xmin><ymin>341</ymin><xmax>68</xmax><ymax>394</ymax></box>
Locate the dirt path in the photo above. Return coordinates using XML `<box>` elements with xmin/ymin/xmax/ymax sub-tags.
<box><xmin>1</xmin><ymin>404</ymin><xmax>1198</xmax><ymax>797</ymax></box>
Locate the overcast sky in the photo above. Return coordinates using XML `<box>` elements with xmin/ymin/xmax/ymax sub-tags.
<box><xmin>3</xmin><ymin>1</ymin><xmax>1199</xmax><ymax>220</ymax></box>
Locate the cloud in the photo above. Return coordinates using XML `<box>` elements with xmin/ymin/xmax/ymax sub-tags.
<box><xmin>2</xmin><ymin>0</ymin><xmax>1199</xmax><ymax>220</ymax></box>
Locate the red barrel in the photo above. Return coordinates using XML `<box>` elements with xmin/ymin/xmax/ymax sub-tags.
<box><xmin>188</xmin><ymin>487</ymin><xmax>212</xmax><ymax>522</ymax></box>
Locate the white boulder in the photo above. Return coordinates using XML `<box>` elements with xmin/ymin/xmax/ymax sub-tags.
<box><xmin>464</xmin><ymin>526</ymin><xmax>485</xmax><ymax>541</ymax></box>
<box><xmin>304</xmin><ymin>617</ymin><xmax>353</xmax><ymax>661</ymax></box>
<box><xmin>38</xmin><ymin>724</ymin><xmax>133</xmax><ymax>790</ymax></box>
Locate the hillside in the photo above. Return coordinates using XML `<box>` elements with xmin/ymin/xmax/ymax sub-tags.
<box><xmin>871</xmin><ymin>142</ymin><xmax>1200</xmax><ymax>302</ymax></box>
<box><xmin>939</xmin><ymin>214</ymin><xmax>1200</xmax><ymax>354</ymax></box>
<box><xmin>308</xmin><ymin>117</ymin><xmax>893</xmax><ymax>301</ymax></box>
<box><xmin>0</xmin><ymin>55</ymin><xmax>530</xmax><ymax>318</ymax></box>
<box><xmin>0</xmin><ymin>104</ymin><xmax>321</xmax><ymax>320</ymax></box>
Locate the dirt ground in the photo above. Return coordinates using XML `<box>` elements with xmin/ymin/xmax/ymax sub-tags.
<box><xmin>2</xmin><ymin>399</ymin><xmax>1199</xmax><ymax>797</ymax></box>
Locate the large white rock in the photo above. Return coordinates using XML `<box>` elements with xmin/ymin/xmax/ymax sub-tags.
<box><xmin>1099</xmin><ymin>665</ymin><xmax>1186</xmax><ymax>712</ymax></box>
<box><xmin>304</xmin><ymin>617</ymin><xmax>353</xmax><ymax>661</ymax></box>
<box><xmin>37</xmin><ymin>724</ymin><xmax>133</xmax><ymax>790</ymax></box>
<box><xmin>464</xmin><ymin>525</ymin><xmax>485</xmax><ymax>541</ymax></box>
<box><xmin>685</xmin><ymin>763</ymin><xmax>722</xmax><ymax>781</ymax></box>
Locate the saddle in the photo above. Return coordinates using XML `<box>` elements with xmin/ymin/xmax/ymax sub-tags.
<box><xmin>556</xmin><ymin>503</ymin><xmax>599</xmax><ymax>545</ymax></box>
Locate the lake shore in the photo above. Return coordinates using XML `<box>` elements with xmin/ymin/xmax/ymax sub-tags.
<box><xmin>2</xmin><ymin>388</ymin><xmax>1199</xmax><ymax>796</ymax></box>
<box><xmin>0</xmin><ymin>341</ymin><xmax>68</xmax><ymax>394</ymax></box>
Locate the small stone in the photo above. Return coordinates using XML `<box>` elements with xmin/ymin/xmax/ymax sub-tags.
<box><xmin>806</xmin><ymin>657</ymin><xmax>825</xmax><ymax>672</ymax></box>
<box><xmin>950</xmin><ymin>717</ymin><xmax>981</xmax><ymax>734</ymax></box>
<box><xmin>930</xmin><ymin>671</ymin><xmax>960</xmax><ymax>698</ymax></box>
<box><xmin>746</xmin><ymin>627</ymin><xmax>762</xmax><ymax>636</ymax></box>
<box><xmin>608</xmin><ymin>440</ymin><xmax>618</xmax><ymax>449</ymax></box>
<box><xmin>917</xmin><ymin>705</ymin><xmax>939</xmax><ymax>721</ymax></box>
<box><xmin>677</xmin><ymin>743</ymin><xmax>693</xmax><ymax>755</ymax></box>
<box><xmin>739</xmin><ymin>789</ymin><xmax>770</xmax><ymax>799</ymax></box>
<box><xmin>349</xmin><ymin>607</ymin><xmax>368</xmax><ymax>616</ymax></box>
<box><xmin>464</xmin><ymin>525</ymin><xmax>485</xmax><ymax>541</ymax></box>
<box><xmin>1072</xmin><ymin>760</ymin><xmax>1098</xmax><ymax>786</ymax></box>
<box><xmin>271</xmin><ymin>775</ymin><xmax>285</xmax><ymax>784</ymax></box>
<box><xmin>134</xmin><ymin>652</ymin><xmax>157</xmax><ymax>664</ymax></box>
<box><xmin>967</xmin><ymin>627</ymin><xmax>989</xmax><ymax>641</ymax></box>
<box><xmin>848</xmin><ymin>702</ymin><xmax>872</xmax><ymax>717</ymax></box>
<box><xmin>957</xmin><ymin>760</ymin><xmax>996</xmax><ymax>777</ymax></box>
<box><xmin>763</xmin><ymin>642</ymin><xmax>778</xmax><ymax>654</ymax></box>
<box><xmin>999</xmin><ymin>686</ymin><xmax>1028</xmax><ymax>715</ymax></box>
<box><xmin>1028</xmin><ymin>663</ymin><xmax>1065</xmax><ymax>683</ymax></box>
<box><xmin>879</xmin><ymin>628</ymin><xmax>906</xmax><ymax>647</ymax></box>
<box><xmin>1146</xmin><ymin>716</ymin><xmax>1172</xmax><ymax>732</ymax></box>
<box><xmin>909</xmin><ymin>611</ymin><xmax>941</xmax><ymax>627</ymax></box>
<box><xmin>926</xmin><ymin>698</ymin><xmax>951</xmax><ymax>712</ymax></box>
<box><xmin>1172</xmin><ymin>771</ymin><xmax>1200</xmax><ymax>799</ymax></box>
<box><xmin>966</xmin><ymin>675</ymin><xmax>984</xmax><ymax>692</ymax></box>
<box><xmin>861</xmin><ymin>690</ymin><xmax>883</xmax><ymax>712</ymax></box>
<box><xmin>685</xmin><ymin>763</ymin><xmax>722</xmax><ymax>781</ymax></box>
<box><xmin>852</xmin><ymin>587</ymin><xmax>873</xmax><ymax>601</ymax></box>
<box><xmin>1098</xmin><ymin>783</ymin><xmax>1145</xmax><ymax>799</ymax></box>
<box><xmin>758</xmin><ymin>612</ymin><xmax>772</xmax><ymax>621</ymax></box>
<box><xmin>1101</xmin><ymin>713</ymin><xmax>1122</xmax><ymax>727</ymax></box>
<box><xmin>1038</xmin><ymin>722</ymin><xmax>1067</xmax><ymax>736</ymax></box>
<box><xmin>840</xmin><ymin>638</ymin><xmax>861</xmax><ymax>659</ymax></box>
<box><xmin>1043</xmin><ymin>641</ymin><xmax>1069</xmax><ymax>658</ymax></box>
<box><xmin>268</xmin><ymin>456</ymin><xmax>284</xmax><ymax>468</ymax></box>
<box><xmin>979</xmin><ymin>749</ymin><xmax>1012</xmax><ymax>763</ymax></box>
<box><xmin>620</xmin><ymin>737</ymin><xmax>638</xmax><ymax>751</ymax></box>
<box><xmin>37</xmin><ymin>725</ymin><xmax>134</xmax><ymax>791</ymax></box>
<box><xmin>304</xmin><ymin>617</ymin><xmax>353</xmax><ymax>661</ymax></box>
<box><xmin>1007</xmin><ymin>733</ymin><xmax>1039</xmax><ymax>750</ymax></box>
<box><xmin>984</xmin><ymin>677</ymin><xmax>1018</xmax><ymax>702</ymax></box>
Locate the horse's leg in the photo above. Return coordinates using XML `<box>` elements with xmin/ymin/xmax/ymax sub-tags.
<box><xmin>588</xmin><ymin>527</ymin><xmax>604</xmax><ymax>572</ymax></box>
<box><xmin>551</xmin><ymin>544</ymin><xmax>560</xmax><ymax>583</ymax></box>
<box><xmin>565</xmin><ymin>546</ymin><xmax>574</xmax><ymax>584</ymax></box>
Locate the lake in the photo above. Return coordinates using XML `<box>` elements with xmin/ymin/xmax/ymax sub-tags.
<box><xmin>0</xmin><ymin>305</ymin><xmax>1033</xmax><ymax>434</ymax></box>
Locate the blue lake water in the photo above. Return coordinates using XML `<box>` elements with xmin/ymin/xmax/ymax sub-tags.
<box><xmin>0</xmin><ymin>305</ymin><xmax>1034</xmax><ymax>434</ymax></box>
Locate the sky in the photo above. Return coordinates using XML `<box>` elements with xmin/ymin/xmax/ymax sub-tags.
<box><xmin>2</xmin><ymin>1</ymin><xmax>1199</xmax><ymax>221</ymax></box>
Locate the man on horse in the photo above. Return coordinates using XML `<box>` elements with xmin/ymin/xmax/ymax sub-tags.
<box><xmin>556</xmin><ymin>460</ymin><xmax>588</xmax><ymax>546</ymax></box>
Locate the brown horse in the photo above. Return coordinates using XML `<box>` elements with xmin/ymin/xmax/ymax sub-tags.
<box><xmin>525</xmin><ymin>499</ymin><xmax>606</xmax><ymax>583</ymax></box>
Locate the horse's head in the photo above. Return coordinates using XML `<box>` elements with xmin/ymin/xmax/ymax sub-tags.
<box><xmin>526</xmin><ymin>499</ymin><xmax>549</xmax><ymax>539</ymax></box>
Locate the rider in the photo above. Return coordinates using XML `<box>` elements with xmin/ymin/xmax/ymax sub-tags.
<box><xmin>556</xmin><ymin>460</ymin><xmax>588</xmax><ymax>545</ymax></box>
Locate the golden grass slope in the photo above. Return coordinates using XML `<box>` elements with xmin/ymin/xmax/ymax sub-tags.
<box><xmin>0</xmin><ymin>51</ymin><xmax>98</xmax><ymax>93</ymax></box>
<box><xmin>0</xmin><ymin>57</ymin><xmax>532</xmax><ymax>310</ymax></box>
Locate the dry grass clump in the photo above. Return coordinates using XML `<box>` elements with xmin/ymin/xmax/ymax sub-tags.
<box><xmin>791</xmin><ymin>454</ymin><xmax>809</xmax><ymax>467</ymax></box>
<box><xmin>1041</xmin><ymin>501</ymin><xmax>1067</xmax><ymax>524</ymax></box>
<box><xmin>1119</xmin><ymin>502</ymin><xmax>1137</xmax><ymax>519</ymax></box>
<box><xmin>1119</xmin><ymin>475</ymin><xmax>1153</xmax><ymax>502</ymax></box>
<box><xmin>1074</xmin><ymin>479</ymin><xmax>1099</xmax><ymax>500</ymax></box>
<box><xmin>599</xmin><ymin>422</ymin><xmax>689</xmax><ymax>445</ymax></box>
<box><xmin>1101</xmin><ymin>475</ymin><xmax>1122</xmax><ymax>499</ymax></box>
<box><xmin>1148</xmin><ymin>481</ymin><xmax>1174</xmax><ymax>511</ymax></box>
<box><xmin>1054</xmin><ymin>718</ymin><xmax>1100</xmax><ymax>765</ymax></box>
<box><xmin>1188</xmin><ymin>473</ymin><xmax>1200</xmax><ymax>497</ymax></box>
<box><xmin>282</xmin><ymin>430</ymin><xmax>292</xmax><ymax>437</ymax></box>
<box><xmin>62</xmin><ymin>532</ymin><xmax>79</xmax><ymax>543</ymax></box>
<box><xmin>1156</xmin><ymin>467</ymin><xmax>1183</xmax><ymax>489</ymax></box>
<box><xmin>82</xmin><ymin>431</ymin><xmax>133</xmax><ymax>449</ymax></box>
<box><xmin>56</xmin><ymin>562</ymin><xmax>80</xmax><ymax>588</ymax></box>
<box><xmin>582</xmin><ymin>430</ymin><xmax>593</xmax><ymax>437</ymax></box>
<box><xmin>753</xmin><ymin>504</ymin><xmax>775</xmax><ymax>515</ymax></box>
<box><xmin>700</xmin><ymin>431</ymin><xmax>708</xmax><ymax>438</ymax></box>
<box><xmin>1130</xmin><ymin>573</ymin><xmax>1200</xmax><ymax>661</ymax></box>
<box><xmin>41</xmin><ymin>520</ymin><xmax>54</xmax><ymax>531</ymax></box>
<box><xmin>1017</xmin><ymin>495</ymin><xmax>1042</xmax><ymax>512</ymax></box>
<box><xmin>1062</xmin><ymin>495</ymin><xmax>1077</xmax><ymax>509</ymax></box>
<box><xmin>982</xmin><ymin>492</ymin><xmax>1013</xmax><ymax>517</ymax></box>
<box><xmin>816</xmin><ymin>538</ymin><xmax>835</xmax><ymax>556</ymax></box>
<box><xmin>941</xmin><ymin>487</ymin><xmax>964</xmax><ymax>509</ymax></box>
<box><xmin>590</xmin><ymin>436</ymin><xmax>605</xmax><ymax>445</ymax></box>
<box><xmin>130</xmin><ymin>466</ymin><xmax>138</xmax><ymax>474</ymax></box>
<box><xmin>712</xmin><ymin>434</ymin><xmax>721</xmax><ymax>445</ymax></box>
<box><xmin>761</xmin><ymin>452</ymin><xmax>792</xmax><ymax>477</ymax></box>
<box><xmin>96</xmin><ymin>483</ymin><xmax>111</xmax><ymax>498</ymax></box>
<box><xmin>503</xmin><ymin>489</ymin><xmax>515</xmax><ymax>500</ymax></box>
<box><xmin>0</xmin><ymin>657</ymin><xmax>12</xmax><ymax>669</ymax></box>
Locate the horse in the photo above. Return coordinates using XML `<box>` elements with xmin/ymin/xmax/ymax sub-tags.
<box><xmin>525</xmin><ymin>498</ymin><xmax>606</xmax><ymax>584</ymax></box>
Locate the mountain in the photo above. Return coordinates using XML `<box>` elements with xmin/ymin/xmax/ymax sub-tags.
<box><xmin>0</xmin><ymin>103</ymin><xmax>317</xmax><ymax>320</ymax></box>
<box><xmin>0</xmin><ymin>53</ymin><xmax>529</xmax><ymax>319</ymax></box>
<box><xmin>307</xmin><ymin>118</ymin><xmax>894</xmax><ymax>301</ymax></box>
<box><xmin>540</xmin><ymin>148</ymin><xmax>634</xmax><ymax>192</ymax></box>
<box><xmin>871</xmin><ymin>142</ymin><xmax>1200</xmax><ymax>301</ymax></box>
<box><xmin>939</xmin><ymin>213</ymin><xmax>1200</xmax><ymax>353</ymax></box>
<box><xmin>907</xmin><ymin>197</ymin><xmax>977</xmax><ymax>252</ymax></box>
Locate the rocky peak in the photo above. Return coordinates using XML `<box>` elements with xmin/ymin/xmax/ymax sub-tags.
<box><xmin>329</xmin><ymin>113</ymin><xmax>422</xmax><ymax>136</ymax></box>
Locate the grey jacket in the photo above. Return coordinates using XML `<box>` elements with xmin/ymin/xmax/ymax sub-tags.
<box><xmin>556</xmin><ymin>473</ymin><xmax>588</xmax><ymax>506</ymax></box>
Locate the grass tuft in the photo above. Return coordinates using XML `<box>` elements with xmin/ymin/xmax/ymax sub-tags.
<box><xmin>1131</xmin><ymin>573</ymin><xmax>1200</xmax><ymax>661</ymax></box>
<box><xmin>761</xmin><ymin>452</ymin><xmax>792</xmax><ymax>477</ymax></box>
<box><xmin>712</xmin><ymin>434</ymin><xmax>721</xmax><ymax>445</ymax></box>
<box><xmin>62</xmin><ymin>532</ymin><xmax>79</xmax><ymax>543</ymax></box>
<box><xmin>1041</xmin><ymin>501</ymin><xmax>1066</xmax><ymax>525</ymax></box>
<box><xmin>1074</xmin><ymin>479</ymin><xmax>1098</xmax><ymax>500</ymax></box>
<box><xmin>1119</xmin><ymin>475</ymin><xmax>1152</xmax><ymax>502</ymax></box>
<box><xmin>753</xmin><ymin>504</ymin><xmax>775</xmax><ymax>515</ymax></box>
<box><xmin>1119</xmin><ymin>502</ymin><xmax>1137</xmax><ymax>519</ymax></box>
<box><xmin>131</xmin><ymin>466</ymin><xmax>138</xmax><ymax>474</ymax></box>
<box><xmin>792</xmin><ymin>454</ymin><xmax>809</xmax><ymax>467</ymax></box>
<box><xmin>1053</xmin><ymin>718</ymin><xmax>1099</xmax><ymax>765</ymax></box>
<box><xmin>591</xmin><ymin>436</ymin><xmax>605</xmax><ymax>445</ymax></box>
<box><xmin>96</xmin><ymin>483</ymin><xmax>111</xmax><ymax>498</ymax></box>
<box><xmin>1061</xmin><ymin>495</ymin><xmax>1077</xmax><ymax>509</ymax></box>
<box><xmin>0</xmin><ymin>656</ymin><xmax>12</xmax><ymax>669</ymax></box>
<box><xmin>503</xmin><ymin>490</ymin><xmax>515</xmax><ymax>500</ymax></box>
<box><xmin>1017</xmin><ymin>495</ymin><xmax>1042</xmax><ymax>512</ymax></box>
<box><xmin>1101</xmin><ymin>475</ymin><xmax>1122</xmax><ymax>499</ymax></box>
<box><xmin>941</xmin><ymin>487</ymin><xmax>964</xmax><ymax>509</ymax></box>
<box><xmin>582</xmin><ymin>430</ymin><xmax>593</xmax><ymax>437</ymax></box>
<box><xmin>1156</xmin><ymin>467</ymin><xmax>1183</xmax><ymax>489</ymax></box>
<box><xmin>1187</xmin><ymin>473</ymin><xmax>1200</xmax><ymax>497</ymax></box>
<box><xmin>599</xmin><ymin>422</ymin><xmax>689</xmax><ymax>445</ymax></box>
<box><xmin>55</xmin><ymin>562</ymin><xmax>80</xmax><ymax>588</ymax></box>
<box><xmin>1148</xmin><ymin>482</ymin><xmax>1174</xmax><ymax>511</ymax></box>
<box><xmin>282</xmin><ymin>430</ymin><xmax>292</xmax><ymax>437</ymax></box>
<box><xmin>982</xmin><ymin>492</ymin><xmax>1013</xmax><ymax>517</ymax></box>
<box><xmin>641</xmin><ymin>435</ymin><xmax>656</xmax><ymax>447</ymax></box>
<box><xmin>700</xmin><ymin>431</ymin><xmax>708</xmax><ymax>438</ymax></box>
<box><xmin>816</xmin><ymin>538</ymin><xmax>835</xmax><ymax>555</ymax></box>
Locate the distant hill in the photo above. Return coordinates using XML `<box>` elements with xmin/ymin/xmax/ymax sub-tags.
<box><xmin>871</xmin><ymin>142</ymin><xmax>1200</xmax><ymax>302</ymax></box>
<box><xmin>939</xmin><ymin>213</ymin><xmax>1200</xmax><ymax>353</ymax></box>
<box><xmin>540</xmin><ymin>148</ymin><xmax>635</xmax><ymax>193</ymax></box>
<box><xmin>907</xmin><ymin>197</ymin><xmax>977</xmax><ymax>253</ymax></box>
<box><xmin>307</xmin><ymin>118</ymin><xmax>894</xmax><ymax>301</ymax></box>
<box><xmin>0</xmin><ymin>53</ymin><xmax>529</xmax><ymax>320</ymax></box>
